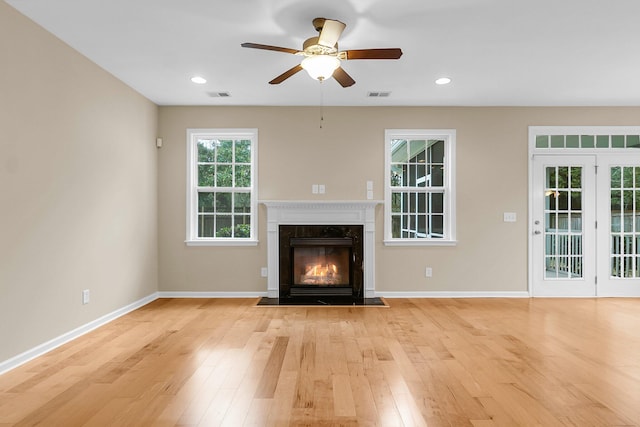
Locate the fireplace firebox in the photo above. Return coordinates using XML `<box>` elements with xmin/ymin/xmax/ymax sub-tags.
<box><xmin>279</xmin><ymin>225</ymin><xmax>364</xmax><ymax>303</ymax></box>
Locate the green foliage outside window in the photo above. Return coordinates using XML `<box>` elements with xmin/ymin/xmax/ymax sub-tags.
<box><xmin>195</xmin><ymin>137</ymin><xmax>253</xmax><ymax>239</ymax></box>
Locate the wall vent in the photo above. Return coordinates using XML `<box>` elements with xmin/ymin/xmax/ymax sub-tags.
<box><xmin>367</xmin><ymin>91</ymin><xmax>391</xmax><ymax>98</ymax></box>
<box><xmin>208</xmin><ymin>91</ymin><xmax>231</xmax><ymax>97</ymax></box>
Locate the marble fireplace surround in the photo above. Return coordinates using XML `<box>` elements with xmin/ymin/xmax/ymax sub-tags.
<box><xmin>261</xmin><ymin>200</ymin><xmax>381</xmax><ymax>298</ymax></box>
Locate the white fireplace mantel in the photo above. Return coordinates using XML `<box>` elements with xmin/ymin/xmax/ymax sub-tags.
<box><xmin>261</xmin><ymin>200</ymin><xmax>382</xmax><ymax>298</ymax></box>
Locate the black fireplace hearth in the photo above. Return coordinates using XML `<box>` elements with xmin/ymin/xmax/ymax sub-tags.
<box><xmin>278</xmin><ymin>225</ymin><xmax>364</xmax><ymax>304</ymax></box>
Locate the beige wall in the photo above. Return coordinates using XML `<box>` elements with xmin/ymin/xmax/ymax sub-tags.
<box><xmin>0</xmin><ymin>2</ymin><xmax>158</xmax><ymax>362</ymax></box>
<box><xmin>158</xmin><ymin>106</ymin><xmax>640</xmax><ymax>294</ymax></box>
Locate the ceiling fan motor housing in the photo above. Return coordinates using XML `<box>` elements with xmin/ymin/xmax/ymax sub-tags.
<box><xmin>303</xmin><ymin>37</ymin><xmax>337</xmax><ymax>56</ymax></box>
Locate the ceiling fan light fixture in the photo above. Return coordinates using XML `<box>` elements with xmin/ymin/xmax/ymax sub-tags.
<box><xmin>301</xmin><ymin>55</ymin><xmax>340</xmax><ymax>81</ymax></box>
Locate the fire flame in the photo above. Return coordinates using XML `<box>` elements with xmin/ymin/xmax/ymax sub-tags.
<box><xmin>305</xmin><ymin>264</ymin><xmax>338</xmax><ymax>277</ymax></box>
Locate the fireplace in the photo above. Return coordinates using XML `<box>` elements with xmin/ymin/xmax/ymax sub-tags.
<box><xmin>279</xmin><ymin>225</ymin><xmax>363</xmax><ymax>302</ymax></box>
<box><xmin>261</xmin><ymin>200</ymin><xmax>380</xmax><ymax>300</ymax></box>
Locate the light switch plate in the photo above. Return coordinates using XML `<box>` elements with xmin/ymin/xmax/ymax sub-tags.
<box><xmin>504</xmin><ymin>212</ymin><xmax>517</xmax><ymax>222</ymax></box>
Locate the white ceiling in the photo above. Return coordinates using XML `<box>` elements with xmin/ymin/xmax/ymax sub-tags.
<box><xmin>6</xmin><ymin>0</ymin><xmax>640</xmax><ymax>106</ymax></box>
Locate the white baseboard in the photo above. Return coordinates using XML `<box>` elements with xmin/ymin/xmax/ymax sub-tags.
<box><xmin>158</xmin><ymin>291</ymin><xmax>268</xmax><ymax>298</ymax></box>
<box><xmin>378</xmin><ymin>291</ymin><xmax>531</xmax><ymax>298</ymax></box>
<box><xmin>0</xmin><ymin>292</ymin><xmax>158</xmax><ymax>376</ymax></box>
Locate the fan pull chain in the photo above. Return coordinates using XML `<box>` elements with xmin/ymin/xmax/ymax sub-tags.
<box><xmin>319</xmin><ymin>80</ymin><xmax>324</xmax><ymax>129</ymax></box>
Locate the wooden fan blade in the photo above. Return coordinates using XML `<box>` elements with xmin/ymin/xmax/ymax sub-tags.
<box><xmin>318</xmin><ymin>19</ymin><xmax>346</xmax><ymax>48</ymax></box>
<box><xmin>269</xmin><ymin>64</ymin><xmax>304</xmax><ymax>84</ymax></box>
<box><xmin>241</xmin><ymin>43</ymin><xmax>300</xmax><ymax>55</ymax></box>
<box><xmin>332</xmin><ymin>67</ymin><xmax>355</xmax><ymax>88</ymax></box>
<box><xmin>344</xmin><ymin>48</ymin><xmax>403</xmax><ymax>60</ymax></box>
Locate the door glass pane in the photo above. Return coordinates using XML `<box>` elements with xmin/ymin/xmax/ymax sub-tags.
<box><xmin>544</xmin><ymin>166</ymin><xmax>583</xmax><ymax>279</ymax></box>
<box><xmin>611</xmin><ymin>166</ymin><xmax>640</xmax><ymax>278</ymax></box>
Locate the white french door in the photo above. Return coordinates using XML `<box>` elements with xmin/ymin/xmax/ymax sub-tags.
<box><xmin>532</xmin><ymin>153</ymin><xmax>640</xmax><ymax>296</ymax></box>
<box><xmin>596</xmin><ymin>155</ymin><xmax>640</xmax><ymax>296</ymax></box>
<box><xmin>532</xmin><ymin>155</ymin><xmax>596</xmax><ymax>296</ymax></box>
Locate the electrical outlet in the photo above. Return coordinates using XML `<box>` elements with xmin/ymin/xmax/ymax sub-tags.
<box><xmin>82</xmin><ymin>289</ymin><xmax>90</xmax><ymax>304</ymax></box>
<box><xmin>312</xmin><ymin>184</ymin><xmax>319</xmax><ymax>194</ymax></box>
<box><xmin>425</xmin><ymin>267</ymin><xmax>433</xmax><ymax>278</ymax></box>
<box><xmin>260</xmin><ymin>267</ymin><xmax>268</xmax><ymax>277</ymax></box>
<box><xmin>319</xmin><ymin>184</ymin><xmax>325</xmax><ymax>194</ymax></box>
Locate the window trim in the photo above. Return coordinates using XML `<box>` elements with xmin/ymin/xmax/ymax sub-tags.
<box><xmin>185</xmin><ymin>128</ymin><xmax>258</xmax><ymax>246</ymax></box>
<box><xmin>384</xmin><ymin>129</ymin><xmax>457</xmax><ymax>246</ymax></box>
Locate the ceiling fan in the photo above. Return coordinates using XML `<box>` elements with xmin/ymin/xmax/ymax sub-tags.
<box><xmin>241</xmin><ymin>17</ymin><xmax>403</xmax><ymax>87</ymax></box>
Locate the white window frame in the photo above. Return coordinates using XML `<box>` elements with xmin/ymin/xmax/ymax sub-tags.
<box><xmin>384</xmin><ymin>129</ymin><xmax>457</xmax><ymax>246</ymax></box>
<box><xmin>186</xmin><ymin>128</ymin><xmax>258</xmax><ymax>246</ymax></box>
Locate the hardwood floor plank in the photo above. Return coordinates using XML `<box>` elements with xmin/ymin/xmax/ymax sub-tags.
<box><xmin>254</xmin><ymin>336</ymin><xmax>289</xmax><ymax>399</ymax></box>
<box><xmin>2</xmin><ymin>298</ymin><xmax>640</xmax><ymax>426</ymax></box>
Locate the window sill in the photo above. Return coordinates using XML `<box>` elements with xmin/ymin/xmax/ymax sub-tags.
<box><xmin>383</xmin><ymin>239</ymin><xmax>457</xmax><ymax>247</ymax></box>
<box><xmin>185</xmin><ymin>239</ymin><xmax>259</xmax><ymax>247</ymax></box>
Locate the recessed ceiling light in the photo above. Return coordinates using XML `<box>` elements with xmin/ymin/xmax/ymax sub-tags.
<box><xmin>435</xmin><ymin>77</ymin><xmax>451</xmax><ymax>85</ymax></box>
<box><xmin>191</xmin><ymin>76</ymin><xmax>207</xmax><ymax>84</ymax></box>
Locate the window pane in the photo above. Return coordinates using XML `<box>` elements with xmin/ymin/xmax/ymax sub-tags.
<box><xmin>551</xmin><ymin>135</ymin><xmax>564</xmax><ymax>148</ymax></box>
<box><xmin>612</xmin><ymin>135</ymin><xmax>625</xmax><ymax>148</ymax></box>
<box><xmin>623</xmin><ymin>167</ymin><xmax>634</xmax><ymax>187</ymax></box>
<box><xmin>416</xmin><ymin>164</ymin><xmax>426</xmax><ymax>187</ymax></box>
<box><xmin>558</xmin><ymin>167</ymin><xmax>569</xmax><ymax>188</ymax></box>
<box><xmin>417</xmin><ymin>215</ymin><xmax>426</xmax><ymax>235</ymax></box>
<box><xmin>431</xmin><ymin>193</ymin><xmax>444</xmax><ymax>214</ymax></box>
<box><xmin>215</xmin><ymin>216</ymin><xmax>232</xmax><ymax>237</ymax></box>
<box><xmin>536</xmin><ymin>135</ymin><xmax>549</xmax><ymax>148</ymax></box>
<box><xmin>217</xmin><ymin>140</ymin><xmax>233</xmax><ymax>163</ymax></box>
<box><xmin>391</xmin><ymin>215</ymin><xmax>401</xmax><ymax>238</ymax></box>
<box><xmin>198</xmin><ymin>192</ymin><xmax>215</xmax><ymax>213</ymax></box>
<box><xmin>198</xmin><ymin>165</ymin><xmax>216</xmax><ymax>187</ymax></box>
<box><xmin>198</xmin><ymin>215</ymin><xmax>215</xmax><ymax>237</ymax></box>
<box><xmin>430</xmin><ymin>165</ymin><xmax>444</xmax><ymax>187</ymax></box>
<box><xmin>235</xmin><ymin>140</ymin><xmax>251</xmax><ymax>163</ymax></box>
<box><xmin>570</xmin><ymin>167</ymin><xmax>581</xmax><ymax>188</ymax></box>
<box><xmin>431</xmin><ymin>215</ymin><xmax>444</xmax><ymax>236</ymax></box>
<box><xmin>410</xmin><ymin>140</ymin><xmax>426</xmax><ymax>160</ymax></box>
<box><xmin>216</xmin><ymin>165</ymin><xmax>232</xmax><ymax>187</ymax></box>
<box><xmin>408</xmin><ymin>165</ymin><xmax>417</xmax><ymax>186</ymax></box>
<box><xmin>391</xmin><ymin>192</ymin><xmax>402</xmax><ymax>213</ymax></box>
<box><xmin>596</xmin><ymin>135</ymin><xmax>609</xmax><ymax>148</ymax></box>
<box><xmin>566</xmin><ymin>135</ymin><xmax>579</xmax><ymax>148</ymax></box>
<box><xmin>546</xmin><ymin>167</ymin><xmax>556</xmax><ymax>188</ymax></box>
<box><xmin>216</xmin><ymin>193</ymin><xmax>231</xmax><ymax>213</ymax></box>
<box><xmin>197</xmin><ymin>139</ymin><xmax>216</xmax><ymax>162</ymax></box>
<box><xmin>581</xmin><ymin>135</ymin><xmax>594</xmax><ymax>148</ymax></box>
<box><xmin>627</xmin><ymin>135</ymin><xmax>640</xmax><ymax>148</ymax></box>
<box><xmin>233</xmin><ymin>216</ymin><xmax>251</xmax><ymax>238</ymax></box>
<box><xmin>235</xmin><ymin>165</ymin><xmax>251</xmax><ymax>187</ymax></box>
<box><xmin>390</xmin><ymin>164</ymin><xmax>404</xmax><ymax>186</ymax></box>
<box><xmin>234</xmin><ymin>193</ymin><xmax>251</xmax><ymax>213</ymax></box>
<box><xmin>611</xmin><ymin>167</ymin><xmax>621</xmax><ymax>188</ymax></box>
<box><xmin>570</xmin><ymin>191</ymin><xmax>581</xmax><ymax>211</ymax></box>
<box><xmin>391</xmin><ymin>140</ymin><xmax>409</xmax><ymax>162</ymax></box>
<box><xmin>430</xmin><ymin>140</ymin><xmax>445</xmax><ymax>163</ymax></box>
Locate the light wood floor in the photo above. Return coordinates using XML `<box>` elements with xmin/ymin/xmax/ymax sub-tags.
<box><xmin>1</xmin><ymin>298</ymin><xmax>640</xmax><ymax>426</ymax></box>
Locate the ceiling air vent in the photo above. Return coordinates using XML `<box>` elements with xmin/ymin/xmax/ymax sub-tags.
<box><xmin>208</xmin><ymin>91</ymin><xmax>231</xmax><ymax>98</ymax></box>
<box><xmin>367</xmin><ymin>91</ymin><xmax>391</xmax><ymax>98</ymax></box>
